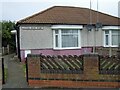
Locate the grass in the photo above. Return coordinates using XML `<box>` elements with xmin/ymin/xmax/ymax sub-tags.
<box><xmin>22</xmin><ymin>64</ymin><xmax>26</xmax><ymax>77</ymax></box>
<box><xmin>4</xmin><ymin>68</ymin><xmax>8</xmax><ymax>82</ymax></box>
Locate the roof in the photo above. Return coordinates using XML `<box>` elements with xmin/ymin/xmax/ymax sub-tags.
<box><xmin>17</xmin><ymin>6</ymin><xmax>119</xmax><ymax>25</ymax></box>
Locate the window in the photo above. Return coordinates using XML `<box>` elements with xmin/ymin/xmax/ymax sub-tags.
<box><xmin>53</xmin><ymin>29</ymin><xmax>81</xmax><ymax>49</ymax></box>
<box><xmin>104</xmin><ymin>30</ymin><xmax>119</xmax><ymax>47</ymax></box>
<box><xmin>105</xmin><ymin>31</ymin><xmax>109</xmax><ymax>46</ymax></box>
<box><xmin>55</xmin><ymin>30</ymin><xmax>59</xmax><ymax>48</ymax></box>
<box><xmin>112</xmin><ymin>31</ymin><xmax>119</xmax><ymax>45</ymax></box>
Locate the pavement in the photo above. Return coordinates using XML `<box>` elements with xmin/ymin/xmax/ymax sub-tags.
<box><xmin>2</xmin><ymin>54</ymin><xmax>29</xmax><ymax>88</ymax></box>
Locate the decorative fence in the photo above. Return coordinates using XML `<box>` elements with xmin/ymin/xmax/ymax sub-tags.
<box><xmin>40</xmin><ymin>55</ymin><xmax>83</xmax><ymax>74</ymax></box>
<box><xmin>26</xmin><ymin>54</ymin><xmax>120</xmax><ymax>88</ymax></box>
<box><xmin>99</xmin><ymin>56</ymin><xmax>120</xmax><ymax>75</ymax></box>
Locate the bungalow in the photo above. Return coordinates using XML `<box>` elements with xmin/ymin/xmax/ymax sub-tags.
<box><xmin>16</xmin><ymin>6</ymin><xmax>120</xmax><ymax>61</ymax></box>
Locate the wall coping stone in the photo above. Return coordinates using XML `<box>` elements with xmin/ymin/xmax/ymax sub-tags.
<box><xmin>27</xmin><ymin>54</ymin><xmax>41</xmax><ymax>57</ymax></box>
<box><xmin>83</xmin><ymin>53</ymin><xmax>99</xmax><ymax>57</ymax></box>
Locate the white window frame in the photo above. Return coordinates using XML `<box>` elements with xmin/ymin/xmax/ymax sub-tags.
<box><xmin>53</xmin><ymin>29</ymin><xmax>81</xmax><ymax>50</ymax></box>
<box><xmin>104</xmin><ymin>30</ymin><xmax>118</xmax><ymax>47</ymax></box>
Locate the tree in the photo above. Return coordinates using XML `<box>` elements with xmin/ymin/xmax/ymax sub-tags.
<box><xmin>1</xmin><ymin>21</ymin><xmax>16</xmax><ymax>52</ymax></box>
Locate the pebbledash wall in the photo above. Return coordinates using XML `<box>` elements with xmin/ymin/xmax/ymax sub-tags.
<box><xmin>19</xmin><ymin>24</ymin><xmax>118</xmax><ymax>61</ymax></box>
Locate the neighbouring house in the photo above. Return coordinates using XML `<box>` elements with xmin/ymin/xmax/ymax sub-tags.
<box><xmin>16</xmin><ymin>6</ymin><xmax>120</xmax><ymax>61</ymax></box>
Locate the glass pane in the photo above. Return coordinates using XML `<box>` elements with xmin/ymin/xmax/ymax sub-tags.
<box><xmin>112</xmin><ymin>30</ymin><xmax>118</xmax><ymax>45</ymax></box>
<box><xmin>61</xmin><ymin>30</ymin><xmax>78</xmax><ymax>48</ymax></box>
<box><xmin>72</xmin><ymin>30</ymin><xmax>78</xmax><ymax>33</ymax></box>
<box><xmin>105</xmin><ymin>31</ymin><xmax>109</xmax><ymax>34</ymax></box>
<box><xmin>62</xmin><ymin>30</ymin><xmax>78</xmax><ymax>34</ymax></box>
<box><xmin>105</xmin><ymin>35</ymin><xmax>109</xmax><ymax>45</ymax></box>
<box><xmin>119</xmin><ymin>31</ymin><xmax>120</xmax><ymax>46</ymax></box>
<box><xmin>112</xmin><ymin>30</ymin><xmax>118</xmax><ymax>35</ymax></box>
<box><xmin>112</xmin><ymin>35</ymin><xmax>118</xmax><ymax>45</ymax></box>
<box><xmin>62</xmin><ymin>35</ymin><xmax>78</xmax><ymax>47</ymax></box>
<box><xmin>55</xmin><ymin>35</ymin><xmax>59</xmax><ymax>47</ymax></box>
<box><xmin>55</xmin><ymin>30</ymin><xmax>59</xmax><ymax>34</ymax></box>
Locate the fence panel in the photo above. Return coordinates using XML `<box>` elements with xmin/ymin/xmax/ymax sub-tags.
<box><xmin>99</xmin><ymin>55</ymin><xmax>120</xmax><ymax>75</ymax></box>
<box><xmin>40</xmin><ymin>55</ymin><xmax>83</xmax><ymax>74</ymax></box>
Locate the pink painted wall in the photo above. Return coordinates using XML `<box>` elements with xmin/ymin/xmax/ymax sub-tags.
<box><xmin>20</xmin><ymin>50</ymin><xmax>25</xmax><ymax>60</ymax></box>
<box><xmin>20</xmin><ymin>47</ymin><xmax>92</xmax><ymax>61</ymax></box>
<box><xmin>31</xmin><ymin>49</ymin><xmax>83</xmax><ymax>55</ymax></box>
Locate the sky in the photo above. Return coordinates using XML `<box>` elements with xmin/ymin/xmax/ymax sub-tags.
<box><xmin>0</xmin><ymin>0</ymin><xmax>120</xmax><ymax>22</ymax></box>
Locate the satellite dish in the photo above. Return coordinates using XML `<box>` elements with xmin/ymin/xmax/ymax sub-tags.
<box><xmin>86</xmin><ymin>24</ymin><xmax>94</xmax><ymax>31</ymax></box>
<box><xmin>96</xmin><ymin>22</ymin><xmax>102</xmax><ymax>28</ymax></box>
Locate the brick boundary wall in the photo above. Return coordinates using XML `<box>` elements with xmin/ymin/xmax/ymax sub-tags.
<box><xmin>27</xmin><ymin>54</ymin><xmax>120</xmax><ymax>88</ymax></box>
<box><xmin>28</xmin><ymin>80</ymin><xmax>119</xmax><ymax>88</ymax></box>
<box><xmin>95</xmin><ymin>47</ymin><xmax>119</xmax><ymax>56</ymax></box>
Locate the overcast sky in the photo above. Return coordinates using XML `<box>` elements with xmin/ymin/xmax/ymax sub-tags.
<box><xmin>0</xmin><ymin>0</ymin><xmax>120</xmax><ymax>22</ymax></box>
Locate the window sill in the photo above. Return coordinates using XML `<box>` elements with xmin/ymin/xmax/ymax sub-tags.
<box><xmin>53</xmin><ymin>47</ymin><xmax>81</xmax><ymax>50</ymax></box>
<box><xmin>104</xmin><ymin>45</ymin><xmax>118</xmax><ymax>47</ymax></box>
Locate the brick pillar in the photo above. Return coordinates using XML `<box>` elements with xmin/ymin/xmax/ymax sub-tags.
<box><xmin>83</xmin><ymin>54</ymin><xmax>99</xmax><ymax>80</ymax></box>
<box><xmin>27</xmin><ymin>55</ymin><xmax>40</xmax><ymax>79</ymax></box>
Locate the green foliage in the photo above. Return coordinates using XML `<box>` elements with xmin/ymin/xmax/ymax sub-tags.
<box><xmin>4</xmin><ymin>68</ymin><xmax>8</xmax><ymax>81</ymax></box>
<box><xmin>23</xmin><ymin>64</ymin><xmax>26</xmax><ymax>77</ymax></box>
<box><xmin>2</xmin><ymin>30</ymin><xmax>11</xmax><ymax>40</ymax></box>
<box><xmin>2</xmin><ymin>21</ymin><xmax>15</xmax><ymax>41</ymax></box>
<box><xmin>1</xmin><ymin>20</ymin><xmax>16</xmax><ymax>52</ymax></box>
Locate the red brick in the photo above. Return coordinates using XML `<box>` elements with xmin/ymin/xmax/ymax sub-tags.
<box><xmin>27</xmin><ymin>55</ymin><xmax>120</xmax><ymax>88</ymax></box>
